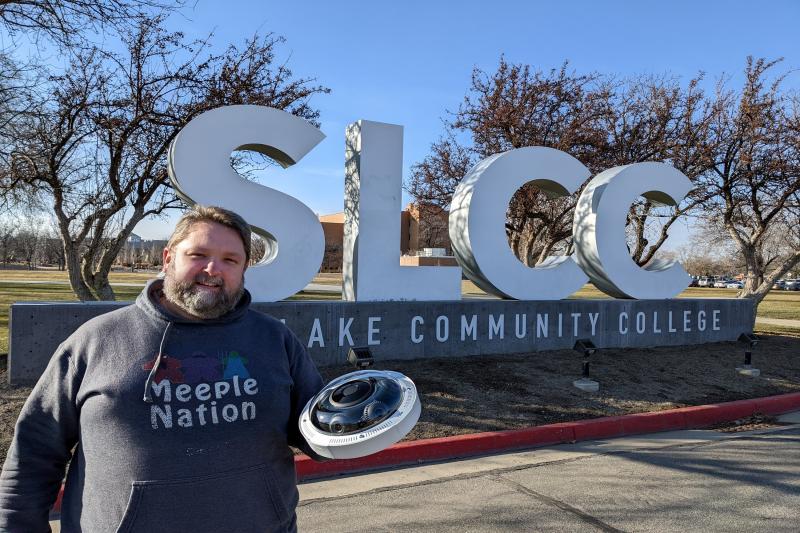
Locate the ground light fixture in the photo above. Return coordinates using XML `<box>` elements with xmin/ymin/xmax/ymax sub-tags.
<box><xmin>736</xmin><ymin>332</ymin><xmax>760</xmax><ymax>377</ymax></box>
<box><xmin>572</xmin><ymin>338</ymin><xmax>600</xmax><ymax>392</ymax></box>
<box><xmin>299</xmin><ymin>369</ymin><xmax>421</xmax><ymax>459</ymax></box>
<box><xmin>347</xmin><ymin>346</ymin><xmax>374</xmax><ymax>368</ymax></box>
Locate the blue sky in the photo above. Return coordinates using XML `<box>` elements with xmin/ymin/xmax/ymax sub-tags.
<box><xmin>17</xmin><ymin>1</ymin><xmax>800</xmax><ymax>244</ymax></box>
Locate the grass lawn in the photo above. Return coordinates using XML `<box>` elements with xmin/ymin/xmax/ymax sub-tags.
<box><xmin>0</xmin><ymin>282</ymin><xmax>144</xmax><ymax>354</ymax></box>
<box><xmin>751</xmin><ymin>322</ymin><xmax>800</xmax><ymax>337</ymax></box>
<box><xmin>748</xmin><ymin>290</ymin><xmax>800</xmax><ymax>320</ymax></box>
<box><xmin>2</xmin><ymin>270</ymin><xmax>800</xmax><ymax>353</ymax></box>
<box><xmin>463</xmin><ymin>279</ymin><xmax>781</xmax><ymax>302</ymax></box>
<box><xmin>0</xmin><ymin>271</ymin><xmax>344</xmax><ymax>352</ymax></box>
<box><xmin>0</xmin><ymin>269</ymin><xmax>158</xmax><ymax>284</ymax></box>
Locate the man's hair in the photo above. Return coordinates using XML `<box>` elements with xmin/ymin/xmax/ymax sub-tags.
<box><xmin>167</xmin><ymin>205</ymin><xmax>252</xmax><ymax>263</ymax></box>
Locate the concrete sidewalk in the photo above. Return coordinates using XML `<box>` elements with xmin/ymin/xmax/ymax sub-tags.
<box><xmin>297</xmin><ymin>411</ymin><xmax>800</xmax><ymax>532</ymax></box>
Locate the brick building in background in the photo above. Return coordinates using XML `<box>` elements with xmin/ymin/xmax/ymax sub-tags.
<box><xmin>318</xmin><ymin>203</ymin><xmax>457</xmax><ymax>272</ymax></box>
<box><xmin>319</xmin><ymin>212</ymin><xmax>345</xmax><ymax>272</ymax></box>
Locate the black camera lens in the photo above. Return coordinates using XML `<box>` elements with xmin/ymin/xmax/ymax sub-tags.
<box><xmin>310</xmin><ymin>376</ymin><xmax>404</xmax><ymax>435</ymax></box>
<box><xmin>330</xmin><ymin>380</ymin><xmax>374</xmax><ymax>407</ymax></box>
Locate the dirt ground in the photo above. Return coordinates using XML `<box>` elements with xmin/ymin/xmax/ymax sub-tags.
<box><xmin>323</xmin><ymin>334</ymin><xmax>800</xmax><ymax>441</ymax></box>
<box><xmin>1</xmin><ymin>334</ymin><xmax>799</xmax><ymax>466</ymax></box>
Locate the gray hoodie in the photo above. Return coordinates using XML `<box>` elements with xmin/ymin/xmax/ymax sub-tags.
<box><xmin>0</xmin><ymin>279</ymin><xmax>324</xmax><ymax>532</ymax></box>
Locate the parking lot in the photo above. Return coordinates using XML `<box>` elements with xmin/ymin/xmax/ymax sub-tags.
<box><xmin>692</xmin><ymin>276</ymin><xmax>800</xmax><ymax>291</ymax></box>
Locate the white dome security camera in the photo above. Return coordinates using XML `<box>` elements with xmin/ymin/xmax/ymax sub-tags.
<box><xmin>299</xmin><ymin>370</ymin><xmax>421</xmax><ymax>459</ymax></box>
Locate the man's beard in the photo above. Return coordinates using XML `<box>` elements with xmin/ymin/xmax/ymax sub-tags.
<box><xmin>162</xmin><ymin>265</ymin><xmax>245</xmax><ymax>319</ymax></box>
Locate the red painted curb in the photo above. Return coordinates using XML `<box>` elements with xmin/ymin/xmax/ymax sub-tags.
<box><xmin>756</xmin><ymin>392</ymin><xmax>800</xmax><ymax>415</ymax></box>
<box><xmin>679</xmin><ymin>399</ymin><xmax>758</xmax><ymax>428</ymax></box>
<box><xmin>294</xmin><ymin>423</ymin><xmax>576</xmax><ymax>480</ymax></box>
<box><xmin>294</xmin><ymin>391</ymin><xmax>800</xmax><ymax>481</ymax></box>
<box><xmin>568</xmin><ymin>416</ymin><xmax>626</xmax><ymax>441</ymax></box>
<box><xmin>51</xmin><ymin>392</ymin><xmax>800</xmax><ymax>513</ymax></box>
<box><xmin>621</xmin><ymin>409</ymin><xmax>688</xmax><ymax>434</ymax></box>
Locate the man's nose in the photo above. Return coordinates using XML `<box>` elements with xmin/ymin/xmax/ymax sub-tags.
<box><xmin>204</xmin><ymin>258</ymin><xmax>223</xmax><ymax>276</ymax></box>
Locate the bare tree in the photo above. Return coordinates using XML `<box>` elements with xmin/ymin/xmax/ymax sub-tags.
<box><xmin>13</xmin><ymin>216</ymin><xmax>42</xmax><ymax>269</ymax></box>
<box><xmin>696</xmin><ymin>57</ymin><xmax>800</xmax><ymax>313</ymax></box>
<box><xmin>592</xmin><ymin>75</ymin><xmax>716</xmax><ymax>266</ymax></box>
<box><xmin>0</xmin><ymin>217</ymin><xmax>16</xmax><ymax>265</ymax></box>
<box><xmin>407</xmin><ymin>58</ymin><xmax>714</xmax><ymax>268</ymax></box>
<box><xmin>38</xmin><ymin>227</ymin><xmax>65</xmax><ymax>269</ymax></box>
<box><xmin>0</xmin><ymin>0</ymin><xmax>182</xmax><ymax>45</ymax></box>
<box><xmin>0</xmin><ymin>0</ymin><xmax>184</xmax><ymax>206</ymax></box>
<box><xmin>408</xmin><ymin>60</ymin><xmax>604</xmax><ymax>266</ymax></box>
<box><xmin>405</xmin><ymin>201</ymin><xmax>450</xmax><ymax>253</ymax></box>
<box><xmin>1</xmin><ymin>15</ymin><xmax>329</xmax><ymax>299</ymax></box>
<box><xmin>145</xmin><ymin>241</ymin><xmax>164</xmax><ymax>269</ymax></box>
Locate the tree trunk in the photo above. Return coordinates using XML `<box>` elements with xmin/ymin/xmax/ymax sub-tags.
<box><xmin>509</xmin><ymin>230</ymin><xmax>522</xmax><ymax>261</ymax></box>
<box><xmin>91</xmin><ymin>270</ymin><xmax>116</xmax><ymax>300</ymax></box>
<box><xmin>63</xmin><ymin>241</ymin><xmax>96</xmax><ymax>301</ymax></box>
<box><xmin>737</xmin><ymin>240</ymin><xmax>800</xmax><ymax>323</ymax></box>
<box><xmin>536</xmin><ymin>239</ymin><xmax>556</xmax><ymax>265</ymax></box>
<box><xmin>92</xmin><ymin>207</ymin><xmax>149</xmax><ymax>300</ymax></box>
<box><xmin>523</xmin><ymin>234</ymin><xmax>536</xmax><ymax>267</ymax></box>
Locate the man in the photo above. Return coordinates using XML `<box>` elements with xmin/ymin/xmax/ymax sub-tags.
<box><xmin>0</xmin><ymin>206</ymin><xmax>324</xmax><ymax>532</ymax></box>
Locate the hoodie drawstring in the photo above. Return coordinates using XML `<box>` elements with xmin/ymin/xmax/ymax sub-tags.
<box><xmin>143</xmin><ymin>322</ymin><xmax>173</xmax><ymax>403</ymax></box>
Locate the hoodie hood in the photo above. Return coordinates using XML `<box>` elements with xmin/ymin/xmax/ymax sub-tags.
<box><xmin>136</xmin><ymin>278</ymin><xmax>252</xmax><ymax>325</ymax></box>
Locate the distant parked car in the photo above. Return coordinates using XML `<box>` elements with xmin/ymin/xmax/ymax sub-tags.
<box><xmin>689</xmin><ymin>277</ymin><xmax>699</xmax><ymax>287</ymax></box>
<box><xmin>698</xmin><ymin>276</ymin><xmax>714</xmax><ymax>287</ymax></box>
<box><xmin>773</xmin><ymin>280</ymin><xmax>786</xmax><ymax>290</ymax></box>
<box><xmin>784</xmin><ymin>279</ymin><xmax>800</xmax><ymax>291</ymax></box>
<box><xmin>713</xmin><ymin>279</ymin><xmax>730</xmax><ymax>288</ymax></box>
<box><xmin>726</xmin><ymin>281</ymin><xmax>744</xmax><ymax>289</ymax></box>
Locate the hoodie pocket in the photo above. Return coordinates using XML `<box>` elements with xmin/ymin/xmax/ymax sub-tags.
<box><xmin>115</xmin><ymin>464</ymin><xmax>291</xmax><ymax>533</ymax></box>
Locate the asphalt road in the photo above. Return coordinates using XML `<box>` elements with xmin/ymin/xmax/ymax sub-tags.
<box><xmin>297</xmin><ymin>414</ymin><xmax>800</xmax><ymax>532</ymax></box>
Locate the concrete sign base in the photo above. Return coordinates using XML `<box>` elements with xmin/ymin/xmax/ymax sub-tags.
<box><xmin>9</xmin><ymin>298</ymin><xmax>754</xmax><ymax>385</ymax></box>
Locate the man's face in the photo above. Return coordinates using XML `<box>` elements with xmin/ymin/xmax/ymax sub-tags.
<box><xmin>162</xmin><ymin>221</ymin><xmax>247</xmax><ymax>319</ymax></box>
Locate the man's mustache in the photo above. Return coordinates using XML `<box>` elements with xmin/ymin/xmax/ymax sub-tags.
<box><xmin>194</xmin><ymin>274</ymin><xmax>224</xmax><ymax>287</ymax></box>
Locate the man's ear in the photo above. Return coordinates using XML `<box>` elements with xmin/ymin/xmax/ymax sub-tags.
<box><xmin>162</xmin><ymin>247</ymin><xmax>172</xmax><ymax>272</ymax></box>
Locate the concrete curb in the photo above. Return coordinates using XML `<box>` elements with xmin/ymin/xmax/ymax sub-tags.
<box><xmin>52</xmin><ymin>391</ymin><xmax>800</xmax><ymax>512</ymax></box>
<box><xmin>293</xmin><ymin>391</ymin><xmax>800</xmax><ymax>481</ymax></box>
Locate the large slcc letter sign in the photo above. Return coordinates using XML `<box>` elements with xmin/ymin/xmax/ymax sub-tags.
<box><xmin>343</xmin><ymin>121</ymin><xmax>462</xmax><ymax>301</ymax></box>
<box><xmin>169</xmin><ymin>105</ymin><xmax>691</xmax><ymax>302</ymax></box>
<box><xmin>573</xmin><ymin>163</ymin><xmax>692</xmax><ymax>299</ymax></box>
<box><xmin>449</xmin><ymin>147</ymin><xmax>590</xmax><ymax>300</ymax></box>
